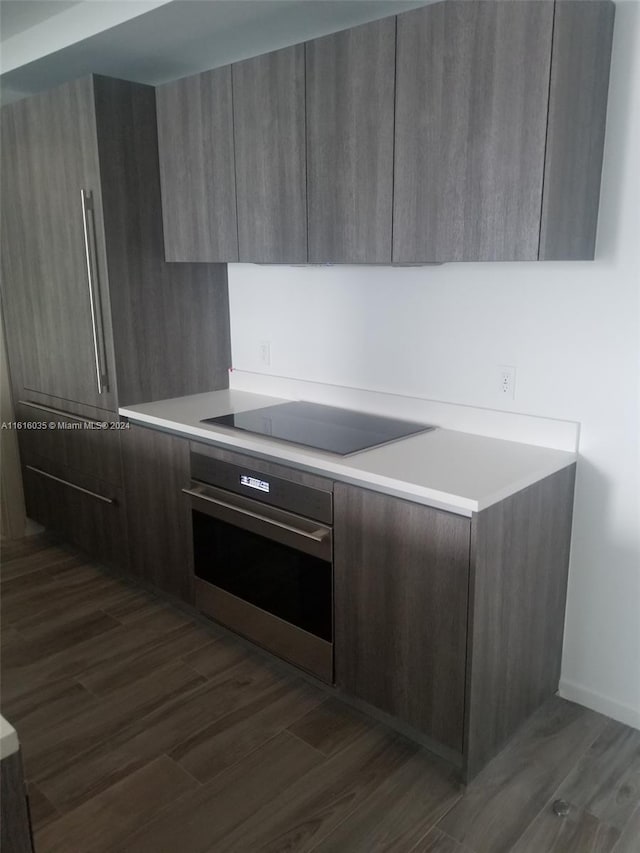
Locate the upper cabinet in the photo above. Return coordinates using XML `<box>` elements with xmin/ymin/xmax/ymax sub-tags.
<box><xmin>1</xmin><ymin>75</ymin><xmax>232</xmax><ymax>413</ymax></box>
<box><xmin>156</xmin><ymin>68</ymin><xmax>238</xmax><ymax>262</ymax></box>
<box><xmin>394</xmin><ymin>1</ymin><xmax>553</xmax><ymax>262</ymax></box>
<box><xmin>393</xmin><ymin>0</ymin><xmax>614</xmax><ymax>263</ymax></box>
<box><xmin>155</xmin><ymin>0</ymin><xmax>614</xmax><ymax>265</ymax></box>
<box><xmin>539</xmin><ymin>0</ymin><xmax>615</xmax><ymax>260</ymax></box>
<box><xmin>233</xmin><ymin>45</ymin><xmax>307</xmax><ymax>263</ymax></box>
<box><xmin>306</xmin><ymin>18</ymin><xmax>396</xmax><ymax>263</ymax></box>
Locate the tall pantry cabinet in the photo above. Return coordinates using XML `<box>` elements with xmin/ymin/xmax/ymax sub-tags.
<box><xmin>1</xmin><ymin>75</ymin><xmax>231</xmax><ymax>572</ymax></box>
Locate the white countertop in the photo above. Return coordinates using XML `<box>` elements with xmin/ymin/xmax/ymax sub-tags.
<box><xmin>120</xmin><ymin>390</ymin><xmax>577</xmax><ymax>516</ymax></box>
<box><xmin>0</xmin><ymin>715</ymin><xmax>19</xmax><ymax>760</ymax></box>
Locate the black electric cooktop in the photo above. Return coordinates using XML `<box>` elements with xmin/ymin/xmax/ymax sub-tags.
<box><xmin>201</xmin><ymin>401</ymin><xmax>435</xmax><ymax>456</ymax></box>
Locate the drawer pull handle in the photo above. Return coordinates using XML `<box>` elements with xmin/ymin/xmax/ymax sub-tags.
<box><xmin>18</xmin><ymin>401</ymin><xmax>104</xmax><ymax>426</ymax></box>
<box><xmin>26</xmin><ymin>465</ymin><xmax>115</xmax><ymax>505</ymax></box>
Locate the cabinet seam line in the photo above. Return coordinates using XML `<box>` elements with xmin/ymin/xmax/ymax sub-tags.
<box><xmin>537</xmin><ymin>0</ymin><xmax>557</xmax><ymax>260</ymax></box>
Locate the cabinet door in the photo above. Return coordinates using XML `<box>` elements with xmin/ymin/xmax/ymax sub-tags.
<box><xmin>1</xmin><ymin>78</ymin><xmax>116</xmax><ymax>410</ymax></box>
<box><xmin>121</xmin><ymin>425</ymin><xmax>193</xmax><ymax>603</ymax></box>
<box><xmin>334</xmin><ymin>484</ymin><xmax>470</xmax><ymax>752</ymax></box>
<box><xmin>393</xmin><ymin>1</ymin><xmax>554</xmax><ymax>262</ymax></box>
<box><xmin>306</xmin><ymin>18</ymin><xmax>395</xmax><ymax>263</ymax></box>
<box><xmin>23</xmin><ymin>462</ymin><xmax>127</xmax><ymax>570</ymax></box>
<box><xmin>156</xmin><ymin>68</ymin><xmax>238</xmax><ymax>262</ymax></box>
<box><xmin>233</xmin><ymin>45</ymin><xmax>307</xmax><ymax>263</ymax></box>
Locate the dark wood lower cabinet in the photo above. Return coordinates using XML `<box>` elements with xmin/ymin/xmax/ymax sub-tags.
<box><xmin>334</xmin><ymin>466</ymin><xmax>576</xmax><ymax>780</ymax></box>
<box><xmin>22</xmin><ymin>462</ymin><xmax>127</xmax><ymax>571</ymax></box>
<box><xmin>464</xmin><ymin>463</ymin><xmax>577</xmax><ymax>779</ymax></box>
<box><xmin>334</xmin><ymin>484</ymin><xmax>471</xmax><ymax>753</ymax></box>
<box><xmin>16</xmin><ymin>401</ymin><xmax>128</xmax><ymax>571</ymax></box>
<box><xmin>120</xmin><ymin>425</ymin><xmax>192</xmax><ymax>604</ymax></box>
<box><xmin>1</xmin><ymin>750</ymin><xmax>34</xmax><ymax>853</ymax></box>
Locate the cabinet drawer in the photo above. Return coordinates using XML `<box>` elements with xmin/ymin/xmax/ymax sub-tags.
<box><xmin>23</xmin><ymin>461</ymin><xmax>128</xmax><ymax>570</ymax></box>
<box><xmin>16</xmin><ymin>401</ymin><xmax>123</xmax><ymax>486</ymax></box>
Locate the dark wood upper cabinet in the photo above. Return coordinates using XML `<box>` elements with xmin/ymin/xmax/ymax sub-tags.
<box><xmin>539</xmin><ymin>0</ymin><xmax>615</xmax><ymax>260</ymax></box>
<box><xmin>153</xmin><ymin>1</ymin><xmax>613</xmax><ymax>265</ymax></box>
<box><xmin>233</xmin><ymin>45</ymin><xmax>307</xmax><ymax>263</ymax></box>
<box><xmin>156</xmin><ymin>67</ymin><xmax>239</xmax><ymax>262</ymax></box>
<box><xmin>306</xmin><ymin>18</ymin><xmax>396</xmax><ymax>263</ymax></box>
<box><xmin>334</xmin><ymin>483</ymin><xmax>471</xmax><ymax>752</ymax></box>
<box><xmin>393</xmin><ymin>0</ymin><xmax>614</xmax><ymax>262</ymax></box>
<box><xmin>393</xmin><ymin>0</ymin><xmax>554</xmax><ymax>262</ymax></box>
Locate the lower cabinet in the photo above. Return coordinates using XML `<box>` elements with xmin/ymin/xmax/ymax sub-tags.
<box><xmin>0</xmin><ymin>749</ymin><xmax>33</xmax><ymax>853</ymax></box>
<box><xmin>120</xmin><ymin>424</ymin><xmax>193</xmax><ymax>603</ymax></box>
<box><xmin>334</xmin><ymin>483</ymin><xmax>471</xmax><ymax>753</ymax></box>
<box><xmin>334</xmin><ymin>467</ymin><xmax>576</xmax><ymax>780</ymax></box>
<box><xmin>23</xmin><ymin>463</ymin><xmax>126</xmax><ymax>570</ymax></box>
<box><xmin>17</xmin><ymin>401</ymin><xmax>128</xmax><ymax>570</ymax></box>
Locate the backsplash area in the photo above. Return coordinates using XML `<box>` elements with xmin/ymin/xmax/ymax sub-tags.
<box><xmin>228</xmin><ymin>370</ymin><xmax>579</xmax><ymax>454</ymax></box>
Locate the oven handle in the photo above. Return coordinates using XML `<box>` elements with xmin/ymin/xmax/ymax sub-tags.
<box><xmin>182</xmin><ymin>486</ymin><xmax>330</xmax><ymax>544</ymax></box>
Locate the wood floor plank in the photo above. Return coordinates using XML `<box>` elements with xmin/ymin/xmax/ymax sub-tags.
<box><xmin>1</xmin><ymin>552</ymin><xmax>93</xmax><ymax>597</ymax></box>
<box><xmin>110</xmin><ymin>731</ymin><xmax>324</xmax><ymax>853</ymax></box>
<box><xmin>509</xmin><ymin>720</ymin><xmax>640</xmax><ymax>853</ymax></box>
<box><xmin>38</xmin><ymin>655</ymin><xmax>288</xmax><ymax>811</ymax></box>
<box><xmin>437</xmin><ymin>697</ymin><xmax>607</xmax><ymax>853</ymax></box>
<box><xmin>107</xmin><ymin>597</ymin><xmax>197</xmax><ymax>633</ymax></box>
<box><xmin>555</xmin><ymin>720</ymin><xmax>640</xmax><ymax>832</ymax></box>
<box><xmin>3</xmin><ymin>610</ymin><xmax>120</xmax><ymax>668</ymax></box>
<box><xmin>612</xmin><ymin>805</ymin><xmax>640</xmax><ymax>852</ymax></box>
<box><xmin>287</xmin><ymin>697</ymin><xmax>371</xmax><ymax>757</ymax></box>
<box><xmin>102</xmin><ymin>592</ymin><xmax>166</xmax><ymax>621</ymax></box>
<box><xmin>1</xmin><ymin>570</ymin><xmax>126</xmax><ymax>626</ymax></box>
<box><xmin>412</xmin><ymin>827</ymin><xmax>477</xmax><ymax>853</ymax></box>
<box><xmin>0</xmin><ymin>547</ymin><xmax>67</xmax><ymax>581</ymax></box>
<box><xmin>76</xmin><ymin>627</ymin><xmax>216</xmax><ymax>696</ymax></box>
<box><xmin>183</xmin><ymin>633</ymin><xmax>256</xmax><ymax>679</ymax></box>
<box><xmin>0</xmin><ymin>532</ymin><xmax>56</xmax><ymax>563</ymax></box>
<box><xmin>3</xmin><ymin>576</ymin><xmax>149</xmax><ymax>638</ymax></box>
<box><xmin>23</xmin><ymin>661</ymin><xmax>206</xmax><ymax>782</ymax></box>
<box><xmin>26</xmin><ymin>783</ymin><xmax>59</xmax><ymax>832</ymax></box>
<box><xmin>171</xmin><ymin>678</ymin><xmax>324</xmax><ymax>783</ymax></box>
<box><xmin>312</xmin><ymin>748</ymin><xmax>461</xmax><ymax>852</ymax></box>
<box><xmin>35</xmin><ymin>755</ymin><xmax>198</xmax><ymax>853</ymax></box>
<box><xmin>2</xmin><ymin>676</ymin><xmax>98</xmax><ymax>738</ymax></box>
<box><xmin>1</xmin><ymin>619</ymin><xmax>204</xmax><ymax>705</ymax></box>
<box><xmin>510</xmin><ymin>802</ymin><xmax>620</xmax><ymax>853</ymax></box>
<box><xmin>216</xmin><ymin>726</ymin><xmax>417</xmax><ymax>852</ymax></box>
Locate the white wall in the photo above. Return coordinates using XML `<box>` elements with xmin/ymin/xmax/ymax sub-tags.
<box><xmin>229</xmin><ymin>1</ymin><xmax>640</xmax><ymax>727</ymax></box>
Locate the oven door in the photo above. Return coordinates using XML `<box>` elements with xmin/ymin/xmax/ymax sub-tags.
<box><xmin>184</xmin><ymin>482</ymin><xmax>334</xmax><ymax>683</ymax></box>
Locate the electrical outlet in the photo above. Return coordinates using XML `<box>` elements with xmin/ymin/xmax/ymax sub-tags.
<box><xmin>259</xmin><ymin>341</ymin><xmax>271</xmax><ymax>367</ymax></box>
<box><xmin>499</xmin><ymin>365</ymin><xmax>516</xmax><ymax>399</ymax></box>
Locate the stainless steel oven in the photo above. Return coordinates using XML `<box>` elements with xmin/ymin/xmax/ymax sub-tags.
<box><xmin>184</xmin><ymin>451</ymin><xmax>334</xmax><ymax>683</ymax></box>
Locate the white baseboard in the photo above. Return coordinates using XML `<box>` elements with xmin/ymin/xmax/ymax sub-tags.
<box><xmin>558</xmin><ymin>679</ymin><xmax>640</xmax><ymax>730</ymax></box>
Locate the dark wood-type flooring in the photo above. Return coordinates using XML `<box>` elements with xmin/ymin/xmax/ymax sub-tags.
<box><xmin>1</xmin><ymin>534</ymin><xmax>639</xmax><ymax>853</ymax></box>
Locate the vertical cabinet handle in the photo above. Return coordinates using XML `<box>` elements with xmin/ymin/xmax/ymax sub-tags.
<box><xmin>80</xmin><ymin>189</ymin><xmax>108</xmax><ymax>394</ymax></box>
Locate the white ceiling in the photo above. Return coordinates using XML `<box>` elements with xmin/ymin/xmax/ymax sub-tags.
<box><xmin>0</xmin><ymin>1</ymin><xmax>83</xmax><ymax>40</ymax></box>
<box><xmin>0</xmin><ymin>0</ymin><xmax>429</xmax><ymax>104</ymax></box>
